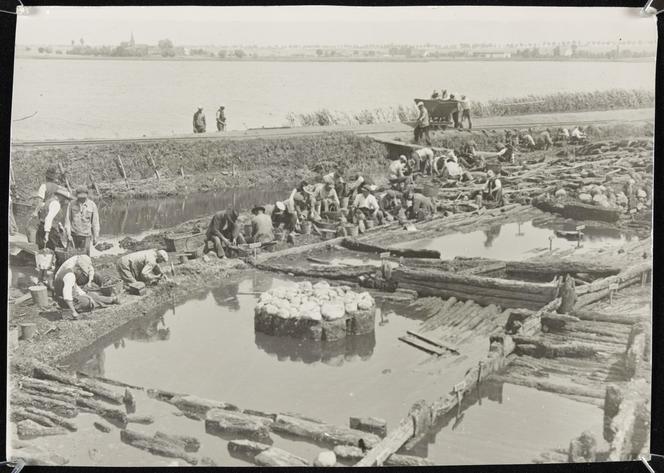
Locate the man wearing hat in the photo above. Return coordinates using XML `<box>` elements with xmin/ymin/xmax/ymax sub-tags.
<box><xmin>414</xmin><ymin>101</ymin><xmax>431</xmax><ymax>145</ymax></box>
<box><xmin>271</xmin><ymin>200</ymin><xmax>298</xmax><ymax>232</ymax></box>
<box><xmin>405</xmin><ymin>189</ymin><xmax>435</xmax><ymax>221</ymax></box>
<box><xmin>216</xmin><ymin>105</ymin><xmax>226</xmax><ymax>131</ymax></box>
<box><xmin>313</xmin><ymin>181</ymin><xmax>340</xmax><ymax>216</ymax></box>
<box><xmin>410</xmin><ymin>147</ymin><xmax>434</xmax><ymax>175</ymax></box>
<box><xmin>193</xmin><ymin>106</ymin><xmax>206</xmax><ymax>133</ymax></box>
<box><xmin>65</xmin><ymin>186</ymin><xmax>100</xmax><ymax>256</ymax></box>
<box><xmin>36</xmin><ymin>186</ymin><xmax>73</xmax><ymax>251</ymax></box>
<box><xmin>438</xmin><ymin>152</ymin><xmax>474</xmax><ymax>182</ymax></box>
<box><xmin>55</xmin><ymin>254</ymin><xmax>119</xmax><ymax>319</ymax></box>
<box><xmin>251</xmin><ymin>206</ymin><xmax>274</xmax><ymax>243</ymax></box>
<box><xmin>205</xmin><ymin>209</ymin><xmax>245</xmax><ymax>258</ymax></box>
<box><xmin>116</xmin><ymin>249</ymin><xmax>170</xmax><ymax>285</ymax></box>
<box><xmin>351</xmin><ymin>184</ymin><xmax>384</xmax><ymax>225</ymax></box>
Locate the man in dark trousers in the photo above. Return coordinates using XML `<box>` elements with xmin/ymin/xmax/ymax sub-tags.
<box><xmin>216</xmin><ymin>105</ymin><xmax>226</xmax><ymax>131</ymax></box>
<box><xmin>65</xmin><ymin>187</ymin><xmax>100</xmax><ymax>256</ymax></box>
<box><xmin>449</xmin><ymin>94</ymin><xmax>461</xmax><ymax>129</ymax></box>
<box><xmin>414</xmin><ymin>102</ymin><xmax>431</xmax><ymax>146</ymax></box>
<box><xmin>205</xmin><ymin>209</ymin><xmax>245</xmax><ymax>258</ymax></box>
<box><xmin>193</xmin><ymin>106</ymin><xmax>206</xmax><ymax>133</ymax></box>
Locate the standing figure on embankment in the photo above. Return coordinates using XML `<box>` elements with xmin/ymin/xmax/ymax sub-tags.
<box><xmin>55</xmin><ymin>254</ymin><xmax>119</xmax><ymax>319</ymax></box>
<box><xmin>116</xmin><ymin>249</ymin><xmax>170</xmax><ymax>285</ymax></box>
<box><xmin>64</xmin><ymin>186</ymin><xmax>100</xmax><ymax>256</ymax></box>
<box><xmin>414</xmin><ymin>102</ymin><xmax>431</xmax><ymax>146</ymax></box>
<box><xmin>36</xmin><ymin>187</ymin><xmax>73</xmax><ymax>251</ymax></box>
<box><xmin>28</xmin><ymin>165</ymin><xmax>66</xmax><ymax>243</ymax></box>
<box><xmin>193</xmin><ymin>106</ymin><xmax>206</xmax><ymax>133</ymax></box>
<box><xmin>216</xmin><ymin>105</ymin><xmax>226</xmax><ymax>131</ymax></box>
<box><xmin>460</xmin><ymin>95</ymin><xmax>472</xmax><ymax>130</ymax></box>
<box><xmin>204</xmin><ymin>209</ymin><xmax>245</xmax><ymax>258</ymax></box>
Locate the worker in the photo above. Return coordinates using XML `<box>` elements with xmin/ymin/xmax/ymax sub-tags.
<box><xmin>36</xmin><ymin>187</ymin><xmax>72</xmax><ymax>251</ymax></box>
<box><xmin>482</xmin><ymin>170</ymin><xmax>503</xmax><ymax>206</ymax></box>
<box><xmin>216</xmin><ymin>105</ymin><xmax>226</xmax><ymax>131</ymax></box>
<box><xmin>250</xmin><ymin>206</ymin><xmax>274</xmax><ymax>243</ymax></box>
<box><xmin>441</xmin><ymin>89</ymin><xmax>448</xmax><ymax>100</ymax></box>
<box><xmin>431</xmin><ymin>90</ymin><xmax>439</xmax><ymax>99</ymax></box>
<box><xmin>351</xmin><ymin>184</ymin><xmax>384</xmax><ymax>225</ymax></box>
<box><xmin>344</xmin><ymin>173</ymin><xmax>373</xmax><ymax>205</ymax></box>
<box><xmin>414</xmin><ymin>102</ymin><xmax>431</xmax><ymax>146</ymax></box>
<box><xmin>410</xmin><ymin>147</ymin><xmax>435</xmax><ymax>175</ymax></box>
<box><xmin>570</xmin><ymin>126</ymin><xmax>587</xmax><ymax>143</ymax></box>
<box><xmin>55</xmin><ymin>254</ymin><xmax>119</xmax><ymax>319</ymax></box>
<box><xmin>205</xmin><ymin>209</ymin><xmax>244</xmax><ymax>258</ymax></box>
<box><xmin>64</xmin><ymin>186</ymin><xmax>100</xmax><ymax>256</ymax></box>
<box><xmin>460</xmin><ymin>95</ymin><xmax>472</xmax><ymax>130</ymax></box>
<box><xmin>521</xmin><ymin>132</ymin><xmax>536</xmax><ymax>151</ymax></box>
<box><xmin>286</xmin><ymin>181</ymin><xmax>315</xmax><ymax>219</ymax></box>
<box><xmin>495</xmin><ymin>142</ymin><xmax>516</xmax><ymax>164</ymax></box>
<box><xmin>271</xmin><ymin>200</ymin><xmax>298</xmax><ymax>232</ymax></box>
<box><xmin>193</xmin><ymin>106</ymin><xmax>206</xmax><ymax>133</ymax></box>
<box><xmin>438</xmin><ymin>153</ymin><xmax>474</xmax><ymax>182</ymax></box>
<box><xmin>389</xmin><ymin>155</ymin><xmax>408</xmax><ymax>180</ymax></box>
<box><xmin>448</xmin><ymin>94</ymin><xmax>460</xmax><ymax>129</ymax></box>
<box><xmin>116</xmin><ymin>249</ymin><xmax>170</xmax><ymax>285</ymax></box>
<box><xmin>313</xmin><ymin>181</ymin><xmax>340</xmax><ymax>215</ymax></box>
<box><xmin>322</xmin><ymin>170</ymin><xmax>346</xmax><ymax>207</ymax></box>
<box><xmin>539</xmin><ymin>129</ymin><xmax>553</xmax><ymax>150</ymax></box>
<box><xmin>405</xmin><ymin>190</ymin><xmax>435</xmax><ymax>221</ymax></box>
<box><xmin>557</xmin><ymin>127</ymin><xmax>570</xmax><ymax>143</ymax></box>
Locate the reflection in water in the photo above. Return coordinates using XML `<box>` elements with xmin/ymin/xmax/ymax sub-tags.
<box><xmin>211</xmin><ymin>282</ymin><xmax>241</xmax><ymax>311</ymax></box>
<box><xmin>254</xmin><ymin>331</ymin><xmax>376</xmax><ymax>366</ymax></box>
<box><xmin>250</xmin><ymin>272</ymin><xmax>274</xmax><ymax>294</ymax></box>
<box><xmin>79</xmin><ymin>350</ymin><xmax>106</xmax><ymax>378</ymax></box>
<box><xmin>483</xmin><ymin>225</ymin><xmax>502</xmax><ymax>248</ymax></box>
<box><xmin>125</xmin><ymin>316</ymin><xmax>171</xmax><ymax>343</ymax></box>
<box><xmin>98</xmin><ymin>188</ymin><xmax>288</xmax><ymax>236</ymax></box>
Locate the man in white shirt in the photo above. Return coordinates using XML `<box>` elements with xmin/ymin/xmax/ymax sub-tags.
<box><xmin>437</xmin><ymin>153</ymin><xmax>474</xmax><ymax>182</ymax></box>
<box><xmin>313</xmin><ymin>181</ymin><xmax>340</xmax><ymax>215</ymax></box>
<box><xmin>351</xmin><ymin>185</ymin><xmax>384</xmax><ymax>224</ymax></box>
<box><xmin>410</xmin><ymin>147</ymin><xmax>435</xmax><ymax>175</ymax></box>
<box><xmin>36</xmin><ymin>187</ymin><xmax>72</xmax><ymax>250</ymax></box>
<box><xmin>54</xmin><ymin>254</ymin><xmax>118</xmax><ymax>319</ymax></box>
<box><xmin>482</xmin><ymin>170</ymin><xmax>504</xmax><ymax>207</ymax></box>
<box><xmin>570</xmin><ymin>126</ymin><xmax>587</xmax><ymax>143</ymax></box>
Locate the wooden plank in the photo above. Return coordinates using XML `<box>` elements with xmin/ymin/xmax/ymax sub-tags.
<box><xmin>398</xmin><ymin>335</ymin><xmax>445</xmax><ymax>356</ymax></box>
<box><xmin>406</xmin><ymin>331</ymin><xmax>459</xmax><ymax>354</ymax></box>
<box><xmin>355</xmin><ymin>417</ymin><xmax>414</xmax><ymax>467</ymax></box>
<box><xmin>458</xmin><ymin>261</ymin><xmax>506</xmax><ymax>275</ymax></box>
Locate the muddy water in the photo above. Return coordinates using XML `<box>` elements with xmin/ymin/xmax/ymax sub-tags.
<box><xmin>393</xmin><ymin>220</ymin><xmax>634</xmax><ymax>261</ymax></box>
<box><xmin>50</xmin><ymin>272</ymin><xmax>607</xmax><ymax>466</ymax></box>
<box><xmin>97</xmin><ymin>188</ymin><xmax>288</xmax><ymax>236</ymax></box>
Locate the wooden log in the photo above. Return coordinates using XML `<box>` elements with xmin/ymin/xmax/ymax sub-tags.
<box><xmin>558</xmin><ymin>274</ymin><xmax>576</xmax><ymax>314</ymax></box>
<box><xmin>406</xmin><ymin>330</ymin><xmax>459</xmax><ymax>354</ymax></box>
<box><xmin>154</xmin><ymin>431</ymin><xmax>201</xmax><ymax>453</ymax></box>
<box><xmin>255</xmin><ymin>261</ymin><xmax>376</xmax><ymax>281</ymax></box>
<box><xmin>349</xmin><ymin>416</ymin><xmax>387</xmax><ymax>438</ymax></box>
<box><xmin>205</xmin><ymin>408</ymin><xmax>272</xmax><ymax>441</ymax></box>
<box><xmin>394</xmin><ymin>267</ymin><xmax>557</xmax><ymax>295</ymax></box>
<box><xmin>127</xmin><ymin>414</ymin><xmax>154</xmax><ymax>425</ymax></box>
<box><xmin>227</xmin><ymin>439</ymin><xmax>271</xmax><ymax>459</ymax></box>
<box><xmin>458</xmin><ymin>261</ymin><xmax>506</xmax><ymax>275</ymax></box>
<box><xmin>94</xmin><ymin>421</ymin><xmax>112</xmax><ymax>433</ymax></box>
<box><xmin>23</xmin><ymin>406</ymin><xmax>77</xmax><ymax>431</ymax></box>
<box><xmin>255</xmin><ymin>447</ymin><xmax>310</xmax><ymax>467</ymax></box>
<box><xmin>272</xmin><ymin>413</ymin><xmax>380</xmax><ymax>448</ymax></box>
<box><xmin>571</xmin><ymin>310</ymin><xmax>648</xmax><ymax>325</ymax></box>
<box><xmin>169</xmin><ymin>394</ymin><xmax>240</xmax><ymax>418</ymax></box>
<box><xmin>33</xmin><ymin>365</ymin><xmax>124</xmax><ymax>405</ymax></box>
<box><xmin>398</xmin><ymin>335</ymin><xmax>445</xmax><ymax>356</ymax></box>
<box><xmin>16</xmin><ymin>419</ymin><xmax>68</xmax><ymax>439</ymax></box>
<box><xmin>12</xmin><ymin>392</ymin><xmax>78</xmax><ymax>418</ymax></box>
<box><xmin>76</xmin><ymin>397</ymin><xmax>127</xmax><ymax>427</ymax></box>
<box><xmin>333</xmin><ymin>445</ymin><xmax>433</xmax><ymax>466</ymax></box>
<box><xmin>22</xmin><ymin>388</ymin><xmax>77</xmax><ymax>404</ymax></box>
<box><xmin>77</xmin><ymin>372</ymin><xmax>145</xmax><ymax>391</ymax></box>
<box><xmin>12</xmin><ymin>407</ymin><xmax>56</xmax><ymax>427</ymax></box>
<box><xmin>120</xmin><ymin>429</ymin><xmax>198</xmax><ymax>465</ymax></box>
<box><xmin>505</xmin><ymin>259</ymin><xmax>621</xmax><ymax>278</ymax></box>
<box><xmin>341</xmin><ymin>238</ymin><xmax>441</xmax><ymax>259</ymax></box>
<box><xmin>354</xmin><ymin>417</ymin><xmax>414</xmax><ymax>466</ymax></box>
<box><xmin>488</xmin><ymin>374</ymin><xmax>605</xmax><ymax>399</ymax></box>
<box><xmin>574</xmin><ymin>275</ymin><xmax>641</xmax><ymax>309</ymax></box>
<box><xmin>21</xmin><ymin>377</ymin><xmax>94</xmax><ymax>399</ymax></box>
<box><xmin>513</xmin><ymin>336</ymin><xmax>597</xmax><ymax>358</ymax></box>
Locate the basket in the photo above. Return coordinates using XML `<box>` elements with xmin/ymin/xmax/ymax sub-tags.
<box><xmin>344</xmin><ymin>224</ymin><xmax>359</xmax><ymax>237</ymax></box>
<box><xmin>55</xmin><ymin>248</ymin><xmax>86</xmax><ymax>269</ymax></box>
<box><xmin>315</xmin><ymin>221</ymin><xmax>338</xmax><ymax>231</ymax></box>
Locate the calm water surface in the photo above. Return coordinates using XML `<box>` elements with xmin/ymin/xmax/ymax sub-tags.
<box><xmin>11</xmin><ymin>59</ymin><xmax>655</xmax><ymax>140</ymax></box>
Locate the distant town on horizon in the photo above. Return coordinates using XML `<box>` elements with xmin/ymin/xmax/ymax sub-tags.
<box><xmin>16</xmin><ymin>32</ymin><xmax>657</xmax><ymax>61</ymax></box>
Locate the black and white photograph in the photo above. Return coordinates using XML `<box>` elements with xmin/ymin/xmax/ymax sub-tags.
<box><xmin>5</xmin><ymin>5</ymin><xmax>657</xmax><ymax>467</ymax></box>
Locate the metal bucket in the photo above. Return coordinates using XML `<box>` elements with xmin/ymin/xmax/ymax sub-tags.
<box><xmin>19</xmin><ymin>323</ymin><xmax>37</xmax><ymax>341</ymax></box>
<box><xmin>344</xmin><ymin>224</ymin><xmax>359</xmax><ymax>237</ymax></box>
<box><xmin>29</xmin><ymin>285</ymin><xmax>48</xmax><ymax>308</ymax></box>
<box><xmin>365</xmin><ymin>219</ymin><xmax>376</xmax><ymax>229</ymax></box>
<box><xmin>301</xmin><ymin>221</ymin><xmax>312</xmax><ymax>235</ymax></box>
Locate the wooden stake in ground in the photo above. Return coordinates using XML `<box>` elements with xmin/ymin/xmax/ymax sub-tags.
<box><xmin>146</xmin><ymin>151</ymin><xmax>161</xmax><ymax>181</ymax></box>
<box><xmin>89</xmin><ymin>174</ymin><xmax>101</xmax><ymax>197</ymax></box>
<box><xmin>115</xmin><ymin>156</ymin><xmax>129</xmax><ymax>189</ymax></box>
<box><xmin>58</xmin><ymin>163</ymin><xmax>72</xmax><ymax>193</ymax></box>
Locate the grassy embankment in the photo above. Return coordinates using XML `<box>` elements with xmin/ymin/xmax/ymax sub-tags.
<box><xmin>11</xmin><ymin>133</ymin><xmax>388</xmax><ymax>200</ymax></box>
<box><xmin>285</xmin><ymin>88</ymin><xmax>655</xmax><ymax>126</ymax></box>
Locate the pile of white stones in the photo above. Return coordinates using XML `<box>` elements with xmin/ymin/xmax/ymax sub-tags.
<box><xmin>255</xmin><ymin>281</ymin><xmax>374</xmax><ymax>322</ymax></box>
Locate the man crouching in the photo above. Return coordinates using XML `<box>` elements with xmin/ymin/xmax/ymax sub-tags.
<box><xmin>117</xmin><ymin>249</ymin><xmax>170</xmax><ymax>285</ymax></box>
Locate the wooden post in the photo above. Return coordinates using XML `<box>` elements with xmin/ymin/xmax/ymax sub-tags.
<box><xmin>146</xmin><ymin>152</ymin><xmax>161</xmax><ymax>181</ymax></box>
<box><xmin>89</xmin><ymin>174</ymin><xmax>101</xmax><ymax>197</ymax></box>
<box><xmin>558</xmin><ymin>274</ymin><xmax>577</xmax><ymax>314</ymax></box>
<box><xmin>354</xmin><ymin>417</ymin><xmax>414</xmax><ymax>467</ymax></box>
<box><xmin>179</xmin><ymin>165</ymin><xmax>185</xmax><ymax>178</ymax></box>
<box><xmin>116</xmin><ymin>156</ymin><xmax>129</xmax><ymax>189</ymax></box>
<box><xmin>58</xmin><ymin>163</ymin><xmax>72</xmax><ymax>193</ymax></box>
<box><xmin>609</xmin><ymin>282</ymin><xmax>618</xmax><ymax>305</ymax></box>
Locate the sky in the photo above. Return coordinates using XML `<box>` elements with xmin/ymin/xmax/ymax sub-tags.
<box><xmin>15</xmin><ymin>6</ymin><xmax>657</xmax><ymax>47</ymax></box>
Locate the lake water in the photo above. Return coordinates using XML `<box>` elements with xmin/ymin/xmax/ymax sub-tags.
<box><xmin>48</xmin><ymin>273</ymin><xmax>603</xmax><ymax>466</ymax></box>
<box><xmin>11</xmin><ymin>58</ymin><xmax>655</xmax><ymax>140</ymax></box>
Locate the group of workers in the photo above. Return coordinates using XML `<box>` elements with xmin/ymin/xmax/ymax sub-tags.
<box><xmin>193</xmin><ymin>105</ymin><xmax>226</xmax><ymax>133</ymax></box>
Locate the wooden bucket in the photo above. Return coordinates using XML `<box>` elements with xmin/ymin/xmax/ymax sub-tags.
<box><xmin>19</xmin><ymin>323</ymin><xmax>37</xmax><ymax>341</ymax></box>
<box><xmin>301</xmin><ymin>221</ymin><xmax>312</xmax><ymax>235</ymax></box>
<box><xmin>344</xmin><ymin>224</ymin><xmax>359</xmax><ymax>237</ymax></box>
<box><xmin>29</xmin><ymin>285</ymin><xmax>48</xmax><ymax>308</ymax></box>
<box><xmin>365</xmin><ymin>219</ymin><xmax>376</xmax><ymax>229</ymax></box>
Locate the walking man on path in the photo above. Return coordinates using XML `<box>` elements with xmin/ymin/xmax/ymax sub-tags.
<box><xmin>460</xmin><ymin>95</ymin><xmax>472</xmax><ymax>130</ymax></box>
<box><xmin>193</xmin><ymin>106</ymin><xmax>206</xmax><ymax>133</ymax></box>
<box><xmin>65</xmin><ymin>186</ymin><xmax>100</xmax><ymax>256</ymax></box>
<box><xmin>414</xmin><ymin>102</ymin><xmax>431</xmax><ymax>146</ymax></box>
<box><xmin>216</xmin><ymin>105</ymin><xmax>226</xmax><ymax>131</ymax></box>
